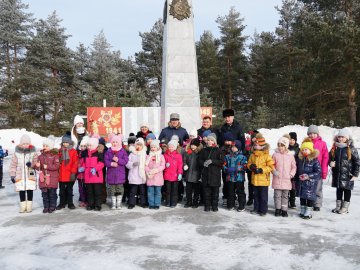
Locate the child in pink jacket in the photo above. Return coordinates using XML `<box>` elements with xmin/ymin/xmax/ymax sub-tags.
<box><xmin>145</xmin><ymin>140</ymin><xmax>165</xmax><ymax>209</ymax></box>
<box><xmin>272</xmin><ymin>135</ymin><xmax>297</xmax><ymax>217</ymax></box>
<box><xmin>163</xmin><ymin>140</ymin><xmax>183</xmax><ymax>208</ymax></box>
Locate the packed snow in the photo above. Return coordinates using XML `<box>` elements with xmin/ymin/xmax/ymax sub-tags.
<box><xmin>0</xmin><ymin>125</ymin><xmax>360</xmax><ymax>270</ymax></box>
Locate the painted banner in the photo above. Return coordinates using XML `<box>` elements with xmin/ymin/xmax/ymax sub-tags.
<box><xmin>200</xmin><ymin>107</ymin><xmax>213</xmax><ymax>119</ymax></box>
<box><xmin>87</xmin><ymin>107</ymin><xmax>122</xmax><ymax>136</ymax></box>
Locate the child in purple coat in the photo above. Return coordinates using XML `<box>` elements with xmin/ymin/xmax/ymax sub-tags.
<box><xmin>104</xmin><ymin>134</ymin><xmax>129</xmax><ymax>210</ymax></box>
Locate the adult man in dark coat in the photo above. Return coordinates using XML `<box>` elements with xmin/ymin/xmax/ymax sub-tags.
<box><xmin>197</xmin><ymin>115</ymin><xmax>214</xmax><ymax>139</ymax></box>
<box><xmin>159</xmin><ymin>113</ymin><xmax>189</xmax><ymax>145</ymax></box>
<box><xmin>217</xmin><ymin>109</ymin><xmax>245</xmax><ymax>152</ymax></box>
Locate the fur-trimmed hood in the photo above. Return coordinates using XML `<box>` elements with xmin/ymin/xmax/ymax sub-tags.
<box><xmin>298</xmin><ymin>148</ymin><xmax>319</xmax><ymax>161</ymax></box>
<box><xmin>251</xmin><ymin>142</ymin><xmax>270</xmax><ymax>154</ymax></box>
<box><xmin>274</xmin><ymin>148</ymin><xmax>295</xmax><ymax>156</ymax></box>
<box><xmin>185</xmin><ymin>142</ymin><xmax>203</xmax><ymax>153</ymax></box>
<box><xmin>15</xmin><ymin>145</ymin><xmax>37</xmax><ymax>154</ymax></box>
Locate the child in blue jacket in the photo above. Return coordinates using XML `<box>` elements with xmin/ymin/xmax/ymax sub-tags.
<box><xmin>223</xmin><ymin>140</ymin><xmax>248</xmax><ymax>211</ymax></box>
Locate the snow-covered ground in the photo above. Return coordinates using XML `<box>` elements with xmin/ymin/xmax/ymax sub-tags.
<box><xmin>1</xmin><ymin>126</ymin><xmax>360</xmax><ymax>270</ymax></box>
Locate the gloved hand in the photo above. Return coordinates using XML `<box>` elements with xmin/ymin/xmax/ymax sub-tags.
<box><xmin>350</xmin><ymin>176</ymin><xmax>357</xmax><ymax>181</ymax></box>
<box><xmin>11</xmin><ymin>176</ymin><xmax>15</xmax><ymax>183</ymax></box>
<box><xmin>133</xmin><ymin>161</ymin><xmax>140</xmax><ymax>166</ymax></box>
<box><xmin>165</xmin><ymin>162</ymin><xmax>170</xmax><ymax>168</ymax></box>
<box><xmin>111</xmin><ymin>162</ymin><xmax>118</xmax><ymax>167</ymax></box>
<box><xmin>184</xmin><ymin>165</ymin><xmax>189</xmax><ymax>171</ymax></box>
<box><xmin>204</xmin><ymin>159</ymin><xmax>212</xmax><ymax>167</ymax></box>
<box><xmin>78</xmin><ymin>167</ymin><xmax>85</xmax><ymax>173</ymax></box>
<box><xmin>272</xmin><ymin>170</ymin><xmax>279</xmax><ymax>176</ymax></box>
<box><xmin>26</xmin><ymin>162</ymin><xmax>32</xmax><ymax>168</ymax></box>
<box><xmin>70</xmin><ymin>173</ymin><xmax>76</xmax><ymax>181</ymax></box>
<box><xmin>329</xmin><ymin>161</ymin><xmax>336</xmax><ymax>168</ymax></box>
<box><xmin>249</xmin><ymin>164</ymin><xmax>257</xmax><ymax>172</ymax></box>
<box><xmin>226</xmin><ymin>167</ymin><xmax>236</xmax><ymax>174</ymax></box>
<box><xmin>299</xmin><ymin>174</ymin><xmax>309</xmax><ymax>181</ymax></box>
<box><xmin>90</xmin><ymin>168</ymin><xmax>96</xmax><ymax>176</ymax></box>
<box><xmin>178</xmin><ymin>174</ymin><xmax>182</xmax><ymax>181</ymax></box>
<box><xmin>254</xmin><ymin>168</ymin><xmax>263</xmax><ymax>174</ymax></box>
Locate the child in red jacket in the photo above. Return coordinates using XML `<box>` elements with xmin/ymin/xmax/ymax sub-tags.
<box><xmin>163</xmin><ymin>140</ymin><xmax>183</xmax><ymax>208</ymax></box>
<box><xmin>57</xmin><ymin>133</ymin><xmax>78</xmax><ymax>210</ymax></box>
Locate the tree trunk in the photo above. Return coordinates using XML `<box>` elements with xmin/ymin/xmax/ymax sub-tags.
<box><xmin>348</xmin><ymin>83</ymin><xmax>357</xmax><ymax>126</ymax></box>
<box><xmin>227</xmin><ymin>57</ymin><xmax>232</xmax><ymax>108</ymax></box>
<box><xmin>6</xmin><ymin>42</ymin><xmax>11</xmax><ymax>80</ymax></box>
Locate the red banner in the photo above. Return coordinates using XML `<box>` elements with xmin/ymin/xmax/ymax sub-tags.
<box><xmin>200</xmin><ymin>107</ymin><xmax>212</xmax><ymax>119</ymax></box>
<box><xmin>87</xmin><ymin>107</ymin><xmax>122</xmax><ymax>136</ymax></box>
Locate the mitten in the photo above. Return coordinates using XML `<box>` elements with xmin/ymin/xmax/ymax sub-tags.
<box><xmin>26</xmin><ymin>162</ymin><xmax>32</xmax><ymax>168</ymax></box>
<box><xmin>184</xmin><ymin>165</ymin><xmax>189</xmax><ymax>171</ymax></box>
<box><xmin>350</xmin><ymin>176</ymin><xmax>357</xmax><ymax>181</ymax></box>
<box><xmin>78</xmin><ymin>167</ymin><xmax>85</xmax><ymax>173</ymax></box>
<box><xmin>70</xmin><ymin>173</ymin><xmax>76</xmax><ymax>181</ymax></box>
<box><xmin>178</xmin><ymin>174</ymin><xmax>182</xmax><ymax>181</ymax></box>
<box><xmin>254</xmin><ymin>168</ymin><xmax>263</xmax><ymax>174</ymax></box>
<box><xmin>165</xmin><ymin>162</ymin><xmax>170</xmax><ymax>168</ymax></box>
<box><xmin>11</xmin><ymin>176</ymin><xmax>15</xmax><ymax>183</ymax></box>
<box><xmin>329</xmin><ymin>161</ymin><xmax>336</xmax><ymax>168</ymax></box>
<box><xmin>249</xmin><ymin>164</ymin><xmax>257</xmax><ymax>172</ymax></box>
<box><xmin>90</xmin><ymin>168</ymin><xmax>96</xmax><ymax>176</ymax></box>
<box><xmin>272</xmin><ymin>170</ymin><xmax>279</xmax><ymax>176</ymax></box>
<box><xmin>299</xmin><ymin>174</ymin><xmax>309</xmax><ymax>181</ymax></box>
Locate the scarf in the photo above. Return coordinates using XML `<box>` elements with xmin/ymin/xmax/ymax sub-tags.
<box><xmin>147</xmin><ymin>149</ymin><xmax>162</xmax><ymax>164</ymax></box>
<box><xmin>134</xmin><ymin>149</ymin><xmax>147</xmax><ymax>180</ymax></box>
<box><xmin>61</xmin><ymin>145</ymin><xmax>71</xmax><ymax>165</ymax></box>
<box><xmin>335</xmin><ymin>142</ymin><xmax>347</xmax><ymax>149</ymax></box>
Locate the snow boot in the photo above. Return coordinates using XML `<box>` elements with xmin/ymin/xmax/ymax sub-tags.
<box><xmin>275</xmin><ymin>209</ymin><xmax>281</xmax><ymax>217</ymax></box>
<box><xmin>19</xmin><ymin>201</ymin><xmax>27</xmax><ymax>213</ymax></box>
<box><xmin>299</xmin><ymin>205</ymin><xmax>306</xmax><ymax>218</ymax></box>
<box><xmin>332</xmin><ymin>200</ymin><xmax>342</xmax><ymax>213</ymax></box>
<box><xmin>111</xmin><ymin>196</ymin><xmax>117</xmax><ymax>210</ymax></box>
<box><xmin>26</xmin><ymin>201</ymin><xmax>33</xmax><ymax>213</ymax></box>
<box><xmin>302</xmin><ymin>206</ymin><xmax>312</xmax><ymax>220</ymax></box>
<box><xmin>281</xmin><ymin>210</ymin><xmax>288</xmax><ymax>217</ymax></box>
<box><xmin>337</xmin><ymin>201</ymin><xmax>350</xmax><ymax>214</ymax></box>
<box><xmin>116</xmin><ymin>195</ymin><xmax>122</xmax><ymax>209</ymax></box>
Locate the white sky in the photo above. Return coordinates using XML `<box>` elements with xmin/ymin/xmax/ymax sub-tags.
<box><xmin>23</xmin><ymin>0</ymin><xmax>284</xmax><ymax>58</ymax></box>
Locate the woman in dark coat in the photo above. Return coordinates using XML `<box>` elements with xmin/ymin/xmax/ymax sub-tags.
<box><xmin>198</xmin><ymin>133</ymin><xmax>224</xmax><ymax>212</ymax></box>
<box><xmin>329</xmin><ymin>128</ymin><xmax>360</xmax><ymax>214</ymax></box>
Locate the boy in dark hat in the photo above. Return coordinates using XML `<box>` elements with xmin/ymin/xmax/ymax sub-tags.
<box><xmin>288</xmin><ymin>132</ymin><xmax>300</xmax><ymax>208</ymax></box>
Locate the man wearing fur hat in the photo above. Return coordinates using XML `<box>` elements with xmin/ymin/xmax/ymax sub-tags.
<box><xmin>217</xmin><ymin>109</ymin><xmax>245</xmax><ymax>153</ymax></box>
<box><xmin>159</xmin><ymin>113</ymin><xmax>189</xmax><ymax>146</ymax></box>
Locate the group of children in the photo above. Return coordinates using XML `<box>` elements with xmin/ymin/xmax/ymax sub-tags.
<box><xmin>8</xmin><ymin>122</ymin><xmax>359</xmax><ymax>220</ymax></box>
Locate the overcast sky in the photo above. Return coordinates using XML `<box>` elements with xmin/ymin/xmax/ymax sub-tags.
<box><xmin>23</xmin><ymin>0</ymin><xmax>284</xmax><ymax>58</ymax></box>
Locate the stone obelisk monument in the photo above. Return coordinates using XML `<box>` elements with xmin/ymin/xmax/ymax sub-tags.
<box><xmin>161</xmin><ymin>0</ymin><xmax>201</xmax><ymax>130</ymax></box>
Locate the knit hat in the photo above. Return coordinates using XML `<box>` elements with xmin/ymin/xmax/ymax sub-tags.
<box><xmin>160</xmin><ymin>138</ymin><xmax>169</xmax><ymax>146</ymax></box>
<box><xmin>337</xmin><ymin>128</ymin><xmax>351</xmax><ymax>140</ymax></box>
<box><xmin>300</xmin><ymin>138</ymin><xmax>314</xmax><ymax>152</ymax></box>
<box><xmin>171</xmin><ymin>135</ymin><xmax>180</xmax><ymax>142</ymax></box>
<box><xmin>223</xmin><ymin>109</ymin><xmax>235</xmax><ymax>118</ymax></box>
<box><xmin>146</xmin><ymin>133</ymin><xmax>156</xmax><ymax>140</ymax></box>
<box><xmin>127</xmin><ymin>134</ymin><xmax>137</xmax><ymax>145</ymax></box>
<box><xmin>80</xmin><ymin>136</ymin><xmax>89</xmax><ymax>146</ymax></box>
<box><xmin>110</xmin><ymin>134</ymin><xmax>123</xmax><ymax>144</ymax></box>
<box><xmin>150</xmin><ymin>139</ymin><xmax>160</xmax><ymax>149</ymax></box>
<box><xmin>73</xmin><ymin>115</ymin><xmax>84</xmax><ymax>126</ymax></box>
<box><xmin>232</xmin><ymin>140</ymin><xmax>242</xmax><ymax>150</ymax></box>
<box><xmin>168</xmin><ymin>140</ymin><xmax>178</xmax><ymax>148</ymax></box>
<box><xmin>207</xmin><ymin>133</ymin><xmax>217</xmax><ymax>145</ymax></box>
<box><xmin>62</xmin><ymin>133</ymin><xmax>73</xmax><ymax>145</ymax></box>
<box><xmin>87</xmin><ymin>137</ymin><xmax>99</xmax><ymax>150</ymax></box>
<box><xmin>135</xmin><ymin>137</ymin><xmax>145</xmax><ymax>146</ymax></box>
<box><xmin>99</xmin><ymin>137</ymin><xmax>106</xmax><ymax>146</ymax></box>
<box><xmin>20</xmin><ymin>134</ymin><xmax>31</xmax><ymax>145</ymax></box>
<box><xmin>223</xmin><ymin>132</ymin><xmax>235</xmax><ymax>142</ymax></box>
<box><xmin>255</xmin><ymin>133</ymin><xmax>266</xmax><ymax>146</ymax></box>
<box><xmin>170</xmin><ymin>113</ymin><xmax>180</xmax><ymax>120</ymax></box>
<box><xmin>141</xmin><ymin>123</ymin><xmax>150</xmax><ymax>129</ymax></box>
<box><xmin>278</xmin><ymin>135</ymin><xmax>290</xmax><ymax>149</ymax></box>
<box><xmin>189</xmin><ymin>129</ymin><xmax>198</xmax><ymax>138</ymax></box>
<box><xmin>43</xmin><ymin>136</ymin><xmax>55</xmax><ymax>150</ymax></box>
<box><xmin>202</xmin><ymin>130</ymin><xmax>212</xmax><ymax>138</ymax></box>
<box><xmin>190</xmin><ymin>138</ymin><xmax>201</xmax><ymax>147</ymax></box>
<box><xmin>307</xmin><ymin>125</ymin><xmax>319</xmax><ymax>135</ymax></box>
<box><xmin>289</xmin><ymin>132</ymin><xmax>297</xmax><ymax>142</ymax></box>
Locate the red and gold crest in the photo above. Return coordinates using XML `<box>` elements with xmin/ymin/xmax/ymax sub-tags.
<box><xmin>87</xmin><ymin>107</ymin><xmax>122</xmax><ymax>136</ymax></box>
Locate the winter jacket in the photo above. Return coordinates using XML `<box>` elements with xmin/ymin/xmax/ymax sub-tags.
<box><xmin>223</xmin><ymin>151</ymin><xmax>248</xmax><ymax>183</ymax></box>
<box><xmin>163</xmin><ymin>150</ymin><xmax>183</xmax><ymax>182</ymax></box>
<box><xmin>158</xmin><ymin>123</ymin><xmax>189</xmax><ymax>145</ymax></box>
<box><xmin>330</xmin><ymin>141</ymin><xmax>360</xmax><ymax>191</ymax></box>
<box><xmin>183</xmin><ymin>145</ymin><xmax>202</xmax><ymax>183</ymax></box>
<box><xmin>80</xmin><ymin>149</ymin><xmax>104</xmax><ymax>184</ymax></box>
<box><xmin>247</xmin><ymin>144</ymin><xmax>275</xmax><ymax>187</ymax></box>
<box><xmin>126</xmin><ymin>152</ymin><xmax>147</xmax><ymax>185</ymax></box>
<box><xmin>312</xmin><ymin>136</ymin><xmax>329</xmax><ymax>179</ymax></box>
<box><xmin>145</xmin><ymin>152</ymin><xmax>166</xmax><ymax>186</ymax></box>
<box><xmin>104</xmin><ymin>147</ymin><xmax>129</xmax><ymax>185</ymax></box>
<box><xmin>33</xmin><ymin>149</ymin><xmax>60</xmax><ymax>189</ymax></box>
<box><xmin>296</xmin><ymin>150</ymin><xmax>321</xmax><ymax>201</ymax></box>
<box><xmin>10</xmin><ymin>145</ymin><xmax>38</xmax><ymax>192</ymax></box>
<box><xmin>0</xmin><ymin>145</ymin><xmax>7</xmax><ymax>167</ymax></box>
<box><xmin>217</xmin><ymin>120</ymin><xmax>245</xmax><ymax>151</ymax></box>
<box><xmin>59</xmin><ymin>147</ymin><xmax>78</xmax><ymax>182</ymax></box>
<box><xmin>198</xmin><ymin>146</ymin><xmax>224</xmax><ymax>187</ymax></box>
<box><xmin>271</xmin><ymin>150</ymin><xmax>297</xmax><ymax>190</ymax></box>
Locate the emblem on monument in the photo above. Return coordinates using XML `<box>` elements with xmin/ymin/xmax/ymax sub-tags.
<box><xmin>169</xmin><ymin>0</ymin><xmax>191</xmax><ymax>21</ymax></box>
